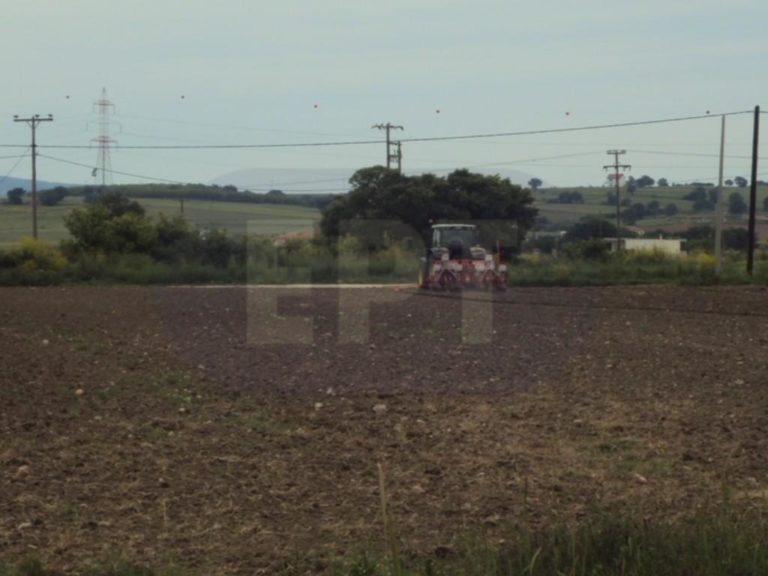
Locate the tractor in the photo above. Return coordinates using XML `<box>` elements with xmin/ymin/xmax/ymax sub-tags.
<box><xmin>418</xmin><ymin>223</ymin><xmax>508</xmax><ymax>291</ymax></box>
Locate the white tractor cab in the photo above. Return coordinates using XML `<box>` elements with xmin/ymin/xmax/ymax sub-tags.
<box><xmin>418</xmin><ymin>223</ymin><xmax>508</xmax><ymax>291</ymax></box>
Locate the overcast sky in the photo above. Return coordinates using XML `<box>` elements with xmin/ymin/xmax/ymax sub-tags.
<box><xmin>1</xmin><ymin>0</ymin><xmax>766</xmax><ymax>190</ymax></box>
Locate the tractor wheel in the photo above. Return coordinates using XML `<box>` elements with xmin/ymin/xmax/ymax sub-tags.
<box><xmin>446</xmin><ymin>275</ymin><xmax>462</xmax><ymax>293</ymax></box>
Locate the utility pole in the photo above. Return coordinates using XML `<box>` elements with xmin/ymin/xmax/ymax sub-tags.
<box><xmin>371</xmin><ymin>123</ymin><xmax>404</xmax><ymax>171</ymax></box>
<box><xmin>747</xmin><ymin>105</ymin><xmax>760</xmax><ymax>276</ymax></box>
<box><xmin>603</xmin><ymin>150</ymin><xmax>631</xmax><ymax>251</ymax></box>
<box><xmin>715</xmin><ymin>115</ymin><xmax>726</xmax><ymax>275</ymax></box>
<box><xmin>394</xmin><ymin>140</ymin><xmax>403</xmax><ymax>173</ymax></box>
<box><xmin>14</xmin><ymin>114</ymin><xmax>54</xmax><ymax>240</ymax></box>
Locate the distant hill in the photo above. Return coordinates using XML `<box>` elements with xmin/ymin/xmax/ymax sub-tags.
<box><xmin>0</xmin><ymin>176</ymin><xmax>71</xmax><ymax>195</ymax></box>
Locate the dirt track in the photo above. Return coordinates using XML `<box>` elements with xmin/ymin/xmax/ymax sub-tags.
<box><xmin>1</xmin><ymin>285</ymin><xmax>768</xmax><ymax>574</ymax></box>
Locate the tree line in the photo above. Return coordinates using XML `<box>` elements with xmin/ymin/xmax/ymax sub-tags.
<box><xmin>4</xmin><ymin>183</ymin><xmax>338</xmax><ymax>210</ymax></box>
<box><xmin>0</xmin><ymin>166</ymin><xmax>538</xmax><ymax>285</ymax></box>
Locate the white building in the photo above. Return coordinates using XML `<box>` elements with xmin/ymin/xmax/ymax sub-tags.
<box><xmin>606</xmin><ymin>237</ymin><xmax>683</xmax><ymax>254</ymax></box>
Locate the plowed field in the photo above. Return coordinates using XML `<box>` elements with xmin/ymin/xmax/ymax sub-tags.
<box><xmin>2</xmin><ymin>286</ymin><xmax>767</xmax><ymax>574</ymax></box>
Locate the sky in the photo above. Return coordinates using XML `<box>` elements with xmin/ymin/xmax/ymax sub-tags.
<box><xmin>1</xmin><ymin>0</ymin><xmax>766</xmax><ymax>191</ymax></box>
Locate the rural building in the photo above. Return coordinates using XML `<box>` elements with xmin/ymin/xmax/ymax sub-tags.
<box><xmin>606</xmin><ymin>237</ymin><xmax>683</xmax><ymax>254</ymax></box>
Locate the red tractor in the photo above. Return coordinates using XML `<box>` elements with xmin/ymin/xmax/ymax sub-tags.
<box><xmin>418</xmin><ymin>223</ymin><xmax>508</xmax><ymax>291</ymax></box>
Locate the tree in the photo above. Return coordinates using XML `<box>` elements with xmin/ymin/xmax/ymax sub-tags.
<box><xmin>723</xmin><ymin>228</ymin><xmax>749</xmax><ymax>251</ymax></box>
<box><xmin>683</xmin><ymin>187</ymin><xmax>707</xmax><ymax>202</ymax></box>
<box><xmin>725</xmin><ymin>179</ymin><xmax>734</xmax><ymax>187</ymax></box>
<box><xmin>657</xmin><ymin>178</ymin><xmax>669</xmax><ymax>187</ymax></box>
<box><xmin>684</xmin><ymin>186</ymin><xmax>715</xmax><ymax>211</ymax></box>
<box><xmin>664</xmin><ymin>203</ymin><xmax>679</xmax><ymax>216</ymax></box>
<box><xmin>39</xmin><ymin>186</ymin><xmax>69</xmax><ymax>206</ymax></box>
<box><xmin>682</xmin><ymin>224</ymin><xmax>714</xmax><ymax>252</ymax></box>
<box><xmin>94</xmin><ymin>192</ymin><xmax>145</xmax><ymax>218</ymax></box>
<box><xmin>320</xmin><ymin>166</ymin><xmax>537</xmax><ymax>246</ymax></box>
<box><xmin>6</xmin><ymin>188</ymin><xmax>25</xmax><ymax>205</ymax></box>
<box><xmin>64</xmin><ymin>192</ymin><xmax>154</xmax><ymax>254</ymax></box>
<box><xmin>684</xmin><ymin>224</ymin><xmax>714</xmax><ymax>240</ymax></box>
<box><xmin>534</xmin><ymin>215</ymin><xmax>552</xmax><ymax>230</ymax></box>
<box><xmin>562</xmin><ymin>217</ymin><xmax>617</xmax><ymax>241</ymax></box>
<box><xmin>527</xmin><ymin>235</ymin><xmax>557</xmax><ymax>254</ymax></box>
<box><xmin>734</xmin><ymin>176</ymin><xmax>748</xmax><ymax>188</ymax></box>
<box><xmin>693</xmin><ymin>197</ymin><xmax>715</xmax><ymax>211</ymax></box>
<box><xmin>621</xmin><ymin>203</ymin><xmax>647</xmax><ymax>225</ymax></box>
<box><xmin>636</xmin><ymin>175</ymin><xmax>655</xmax><ymax>188</ymax></box>
<box><xmin>626</xmin><ymin>176</ymin><xmax>637</xmax><ymax>195</ymax></box>
<box><xmin>728</xmin><ymin>192</ymin><xmax>747</xmax><ymax>216</ymax></box>
<box><xmin>528</xmin><ymin>177</ymin><xmax>543</xmax><ymax>190</ymax></box>
<box><xmin>550</xmin><ymin>191</ymin><xmax>583</xmax><ymax>204</ymax></box>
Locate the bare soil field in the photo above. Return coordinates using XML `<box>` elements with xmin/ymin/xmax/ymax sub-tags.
<box><xmin>1</xmin><ymin>285</ymin><xmax>768</xmax><ymax>574</ymax></box>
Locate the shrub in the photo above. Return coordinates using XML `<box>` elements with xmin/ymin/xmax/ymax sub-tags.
<box><xmin>1</xmin><ymin>237</ymin><xmax>68</xmax><ymax>272</ymax></box>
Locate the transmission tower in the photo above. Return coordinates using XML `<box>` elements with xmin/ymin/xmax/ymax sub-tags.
<box><xmin>91</xmin><ymin>88</ymin><xmax>118</xmax><ymax>187</ymax></box>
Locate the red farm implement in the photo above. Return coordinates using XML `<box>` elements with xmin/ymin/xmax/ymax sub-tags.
<box><xmin>418</xmin><ymin>223</ymin><xmax>508</xmax><ymax>291</ymax></box>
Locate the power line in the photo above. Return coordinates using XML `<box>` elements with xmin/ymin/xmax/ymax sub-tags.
<box><xmin>627</xmin><ymin>149</ymin><xmax>767</xmax><ymax>161</ymax></box>
<box><xmin>400</xmin><ymin>111</ymin><xmax>755</xmax><ymax>143</ymax></box>
<box><xmin>38</xmin><ymin>153</ymin><xmax>185</xmax><ymax>184</ymax></box>
<box><xmin>0</xmin><ymin>110</ymin><xmax>755</xmax><ymax>151</ymax></box>
<box><xmin>0</xmin><ymin>153</ymin><xmax>31</xmax><ymax>161</ymax></box>
<box><xmin>0</xmin><ymin>148</ymin><xmax>31</xmax><ymax>188</ymax></box>
<box><xmin>115</xmin><ymin>113</ymin><xmax>360</xmax><ymax>139</ymax></box>
<box><xmin>473</xmin><ymin>150</ymin><xmax>605</xmax><ymax>167</ymax></box>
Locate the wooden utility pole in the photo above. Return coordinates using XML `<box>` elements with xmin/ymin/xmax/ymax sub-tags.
<box><xmin>371</xmin><ymin>123</ymin><xmax>404</xmax><ymax>171</ymax></box>
<box><xmin>747</xmin><ymin>105</ymin><xmax>760</xmax><ymax>275</ymax></box>
<box><xmin>604</xmin><ymin>150</ymin><xmax>631</xmax><ymax>251</ymax></box>
<box><xmin>14</xmin><ymin>114</ymin><xmax>54</xmax><ymax>240</ymax></box>
<box><xmin>715</xmin><ymin>115</ymin><xmax>726</xmax><ymax>275</ymax></box>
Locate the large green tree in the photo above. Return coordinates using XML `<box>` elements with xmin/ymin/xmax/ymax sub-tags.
<box><xmin>6</xmin><ymin>188</ymin><xmax>25</xmax><ymax>205</ymax></box>
<box><xmin>527</xmin><ymin>177</ymin><xmax>543</xmax><ymax>190</ymax></box>
<box><xmin>64</xmin><ymin>200</ymin><xmax>156</xmax><ymax>254</ymax></box>
<box><xmin>320</xmin><ymin>166</ymin><xmax>537</xmax><ymax>246</ymax></box>
<box><xmin>39</xmin><ymin>186</ymin><xmax>69</xmax><ymax>206</ymax></box>
<box><xmin>728</xmin><ymin>192</ymin><xmax>747</xmax><ymax>216</ymax></box>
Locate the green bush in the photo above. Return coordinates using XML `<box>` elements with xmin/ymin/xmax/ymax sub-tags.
<box><xmin>0</xmin><ymin>238</ymin><xmax>69</xmax><ymax>285</ymax></box>
<box><xmin>509</xmin><ymin>249</ymin><xmax>765</xmax><ymax>287</ymax></box>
